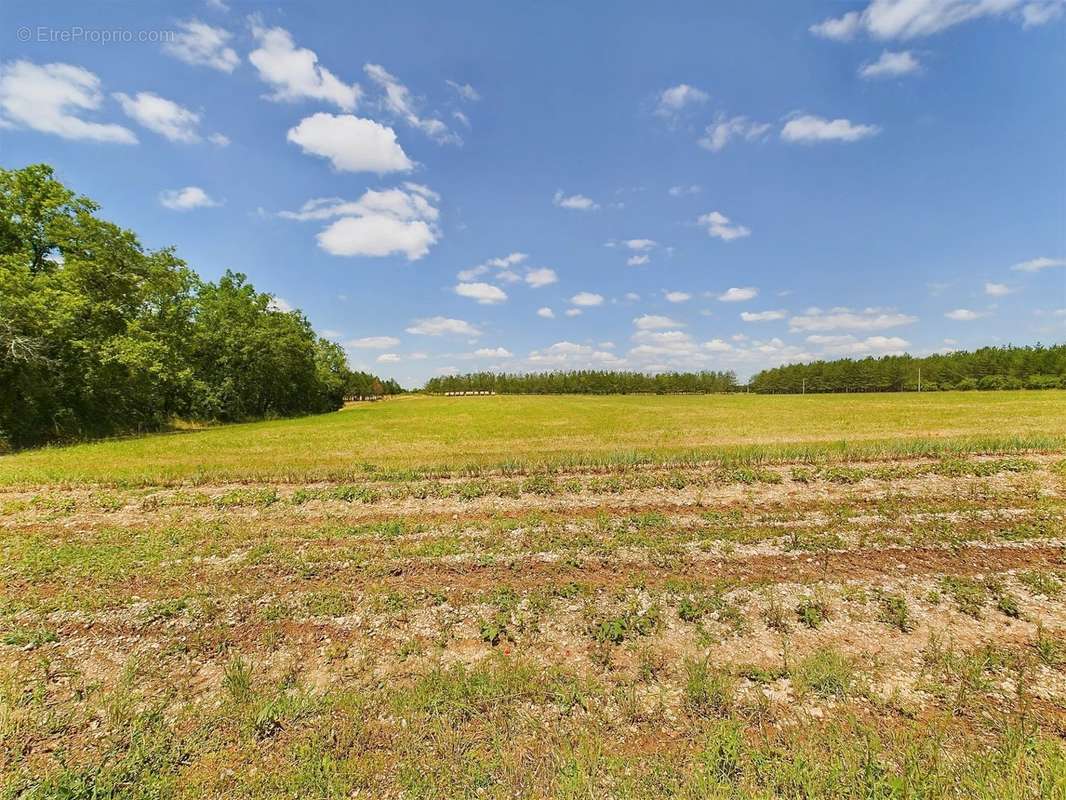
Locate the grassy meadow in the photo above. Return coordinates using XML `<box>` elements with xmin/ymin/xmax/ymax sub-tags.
<box><xmin>3</xmin><ymin>390</ymin><xmax>1066</xmax><ymax>798</ymax></box>
<box><xmin>2</xmin><ymin>389</ymin><xmax>1065</xmax><ymax>486</ymax></box>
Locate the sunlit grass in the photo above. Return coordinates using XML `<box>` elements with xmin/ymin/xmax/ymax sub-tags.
<box><xmin>1</xmin><ymin>390</ymin><xmax>1064</xmax><ymax>486</ymax></box>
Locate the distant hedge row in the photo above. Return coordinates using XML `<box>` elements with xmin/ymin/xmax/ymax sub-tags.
<box><xmin>747</xmin><ymin>345</ymin><xmax>1066</xmax><ymax>394</ymax></box>
<box><xmin>0</xmin><ymin>164</ymin><xmax>396</xmax><ymax>450</ymax></box>
<box><xmin>423</xmin><ymin>370</ymin><xmax>739</xmax><ymax>395</ymax></box>
<box><xmin>421</xmin><ymin>346</ymin><xmax>1065</xmax><ymax>396</ymax></box>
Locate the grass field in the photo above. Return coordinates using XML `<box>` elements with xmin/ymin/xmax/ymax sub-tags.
<box><xmin>3</xmin><ymin>391</ymin><xmax>1066</xmax><ymax>798</ymax></box>
<box><xmin>1</xmin><ymin>390</ymin><xmax>1065</xmax><ymax>485</ymax></box>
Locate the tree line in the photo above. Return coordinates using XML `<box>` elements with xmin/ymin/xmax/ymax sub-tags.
<box><xmin>747</xmin><ymin>345</ymin><xmax>1066</xmax><ymax>394</ymax></box>
<box><xmin>0</xmin><ymin>164</ymin><xmax>398</xmax><ymax>450</ymax></box>
<box><xmin>423</xmin><ymin>370</ymin><xmax>739</xmax><ymax>394</ymax></box>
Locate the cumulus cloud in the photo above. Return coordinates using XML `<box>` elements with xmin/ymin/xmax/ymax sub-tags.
<box><xmin>570</xmin><ymin>292</ymin><xmax>604</xmax><ymax>307</ymax></box>
<box><xmin>622</xmin><ymin>238</ymin><xmax>657</xmax><ymax>251</ymax></box>
<box><xmin>945</xmin><ymin>308</ymin><xmax>986</xmax><ymax>321</ymax></box>
<box><xmin>627</xmin><ymin>255</ymin><xmax>650</xmax><ymax>266</ymax></box>
<box><xmin>163</xmin><ymin>19</ymin><xmax>239</xmax><ymax>72</ymax></box>
<box><xmin>718</xmin><ymin>287</ymin><xmax>759</xmax><ymax>302</ymax></box>
<box><xmin>537</xmin><ymin>307</ymin><xmax>555</xmax><ymax>319</ymax></box>
<box><xmin>455</xmin><ymin>282</ymin><xmax>508</xmax><ymax>304</ymax></box>
<box><xmin>114</xmin><ymin>91</ymin><xmax>208</xmax><ymax>143</ymax></box>
<box><xmin>634</xmin><ymin>314</ymin><xmax>684</xmax><ymax>330</ymax></box>
<box><xmin>525</xmin><ymin>267</ymin><xmax>558</xmax><ymax>288</ymax></box>
<box><xmin>741</xmin><ymin>309</ymin><xmax>787</xmax><ymax>321</ymax></box>
<box><xmin>346</xmin><ymin>336</ymin><xmax>400</xmax><ymax>349</ymax></box>
<box><xmin>528</xmin><ymin>341</ymin><xmax>624</xmax><ymax>367</ymax></box>
<box><xmin>459</xmin><ymin>252</ymin><xmax>528</xmax><ymax>281</ymax></box>
<box><xmin>810</xmin><ymin>0</ymin><xmax>1062</xmax><ymax>41</ymax></box>
<box><xmin>665</xmin><ymin>291</ymin><xmax>691</xmax><ymax>303</ymax></box>
<box><xmin>789</xmin><ymin>307</ymin><xmax>917</xmax><ymax>331</ymax></box>
<box><xmin>698</xmin><ymin>114</ymin><xmax>771</xmax><ymax>152</ymax></box>
<box><xmin>249</xmin><ymin>20</ymin><xmax>360</xmax><ymax>110</ymax></box>
<box><xmin>405</xmin><ymin>316</ymin><xmax>480</xmax><ymax>336</ymax></box>
<box><xmin>159</xmin><ymin>186</ymin><xmax>219</xmax><ymax>210</ymax></box>
<box><xmin>282</xmin><ymin>183</ymin><xmax>439</xmax><ymax>260</ymax></box>
<box><xmin>698</xmin><ymin>211</ymin><xmax>751</xmax><ymax>241</ymax></box>
<box><xmin>553</xmin><ymin>190</ymin><xmax>599</xmax><ymax>210</ymax></box>
<box><xmin>781</xmin><ymin>114</ymin><xmax>880</xmax><ymax>143</ymax></box>
<box><xmin>287</xmin><ymin>112</ymin><xmax>413</xmax><ymax>173</ymax></box>
<box><xmin>0</xmin><ymin>61</ymin><xmax>136</xmax><ymax>143</ymax></box>
<box><xmin>859</xmin><ymin>50</ymin><xmax>921</xmax><ymax>78</ymax></box>
<box><xmin>472</xmin><ymin>347</ymin><xmax>512</xmax><ymax>358</ymax></box>
<box><xmin>365</xmin><ymin>63</ymin><xmax>459</xmax><ymax>144</ymax></box>
<box><xmin>654</xmin><ymin>83</ymin><xmax>709</xmax><ymax>119</ymax></box>
<box><xmin>1011</xmin><ymin>256</ymin><xmax>1065</xmax><ymax>272</ymax></box>
<box><xmin>807</xmin><ymin>334</ymin><xmax>910</xmax><ymax>355</ymax></box>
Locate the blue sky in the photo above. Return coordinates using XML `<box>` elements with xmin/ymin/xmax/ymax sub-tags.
<box><xmin>2</xmin><ymin>0</ymin><xmax>1064</xmax><ymax>386</ymax></box>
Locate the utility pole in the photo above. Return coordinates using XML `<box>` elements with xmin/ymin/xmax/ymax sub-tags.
<box><xmin>917</xmin><ymin>367</ymin><xmax>921</xmax><ymax>393</ymax></box>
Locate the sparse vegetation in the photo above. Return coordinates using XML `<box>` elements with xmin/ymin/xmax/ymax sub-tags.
<box><xmin>1</xmin><ymin>396</ymin><xmax>1064</xmax><ymax>796</ymax></box>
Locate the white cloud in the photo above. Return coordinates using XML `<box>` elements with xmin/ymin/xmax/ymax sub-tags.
<box><xmin>698</xmin><ymin>211</ymin><xmax>751</xmax><ymax>241</ymax></box>
<box><xmin>789</xmin><ymin>307</ymin><xmax>918</xmax><ymax>331</ymax></box>
<box><xmin>807</xmin><ymin>334</ymin><xmax>910</xmax><ymax>355</ymax></box>
<box><xmin>282</xmin><ymin>184</ymin><xmax>439</xmax><ymax>260</ymax></box>
<box><xmin>287</xmin><ymin>112</ymin><xmax>413</xmax><ymax>173</ymax></box>
<box><xmin>208</xmin><ymin>132</ymin><xmax>230</xmax><ymax>146</ymax></box>
<box><xmin>346</xmin><ymin>336</ymin><xmax>400</xmax><ymax>349</ymax></box>
<box><xmin>163</xmin><ymin>19</ymin><xmax>239</xmax><ymax>72</ymax></box>
<box><xmin>529</xmin><ymin>341</ymin><xmax>624</xmax><ymax>367</ymax></box>
<box><xmin>634</xmin><ymin>314</ymin><xmax>684</xmax><ymax>330</ymax></box>
<box><xmin>669</xmin><ymin>184</ymin><xmax>702</xmax><ymax>197</ymax></box>
<box><xmin>1011</xmin><ymin>256</ymin><xmax>1065</xmax><ymax>272</ymax></box>
<box><xmin>249</xmin><ymin>20</ymin><xmax>360</xmax><ymax>110</ymax></box>
<box><xmin>406</xmin><ymin>317</ymin><xmax>480</xmax><ymax>336</ymax></box>
<box><xmin>365</xmin><ymin>63</ymin><xmax>458</xmax><ymax>144</ymax></box>
<box><xmin>537</xmin><ymin>307</ymin><xmax>555</xmax><ymax>319</ymax></box>
<box><xmin>113</xmin><ymin>91</ymin><xmax>204</xmax><ymax>143</ymax></box>
<box><xmin>665</xmin><ymin>291</ymin><xmax>691</xmax><ymax>303</ymax></box>
<box><xmin>654</xmin><ymin>84</ymin><xmax>709</xmax><ymax>119</ymax></box>
<box><xmin>570</xmin><ymin>292</ymin><xmax>604</xmax><ymax>307</ymax></box>
<box><xmin>718</xmin><ymin>286</ymin><xmax>759</xmax><ymax>302</ymax></box>
<box><xmin>809</xmin><ymin>11</ymin><xmax>864</xmax><ymax>40</ymax></box>
<box><xmin>377</xmin><ymin>353</ymin><xmax>401</xmax><ymax>363</ymax></box>
<box><xmin>446</xmin><ymin>79</ymin><xmax>480</xmax><ymax>101</ymax></box>
<box><xmin>267</xmin><ymin>296</ymin><xmax>293</xmax><ymax>312</ymax></box>
<box><xmin>984</xmin><ymin>282</ymin><xmax>1013</xmax><ymax>296</ymax></box>
<box><xmin>704</xmin><ymin>338</ymin><xmax>734</xmax><ymax>352</ymax></box>
<box><xmin>811</xmin><ymin>0</ymin><xmax>1063</xmax><ymax>41</ymax></box>
<box><xmin>487</xmin><ymin>252</ymin><xmax>527</xmax><ymax>268</ymax></box>
<box><xmin>455</xmin><ymin>282</ymin><xmax>508</xmax><ymax>304</ymax></box>
<box><xmin>781</xmin><ymin>114</ymin><xmax>880</xmax><ymax>143</ymax></box>
<box><xmin>525</xmin><ymin>267</ymin><xmax>558</xmax><ymax>288</ymax></box>
<box><xmin>159</xmin><ymin>186</ymin><xmax>219</xmax><ymax>210</ymax></box>
<box><xmin>564</xmin><ymin>308</ymin><xmax>583</xmax><ymax>317</ymax></box>
<box><xmin>625</xmin><ymin>292</ymin><xmax>641</xmax><ymax>301</ymax></box>
<box><xmin>741</xmin><ymin>309</ymin><xmax>787</xmax><ymax>321</ymax></box>
<box><xmin>458</xmin><ymin>252</ymin><xmax>527</xmax><ymax>281</ymax></box>
<box><xmin>473</xmin><ymin>347</ymin><xmax>512</xmax><ymax>358</ymax></box>
<box><xmin>0</xmin><ymin>61</ymin><xmax>136</xmax><ymax>143</ymax></box>
<box><xmin>627</xmin><ymin>255</ymin><xmax>650</xmax><ymax>266</ymax></box>
<box><xmin>622</xmin><ymin>238</ymin><xmax>657</xmax><ymax>251</ymax></box>
<box><xmin>859</xmin><ymin>50</ymin><xmax>921</xmax><ymax>79</ymax></box>
<box><xmin>553</xmin><ymin>191</ymin><xmax>599</xmax><ymax>210</ymax></box>
<box><xmin>698</xmin><ymin>114</ymin><xmax>771</xmax><ymax>152</ymax></box>
<box><xmin>1023</xmin><ymin>1</ymin><xmax>1065</xmax><ymax>26</ymax></box>
<box><xmin>945</xmin><ymin>308</ymin><xmax>986</xmax><ymax>321</ymax></box>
